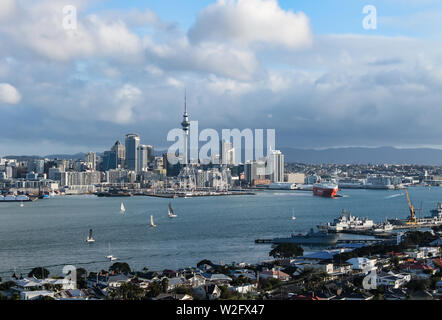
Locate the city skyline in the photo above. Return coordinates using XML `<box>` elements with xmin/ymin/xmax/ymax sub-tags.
<box><xmin>1</xmin><ymin>0</ymin><xmax>442</xmax><ymax>155</ymax></box>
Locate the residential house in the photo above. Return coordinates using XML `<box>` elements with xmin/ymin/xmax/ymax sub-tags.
<box><xmin>376</xmin><ymin>272</ymin><xmax>411</xmax><ymax>289</ymax></box>
<box><xmin>203</xmin><ymin>273</ymin><xmax>232</xmax><ymax>285</ymax></box>
<box><xmin>346</xmin><ymin>258</ymin><xmax>377</xmax><ymax>274</ymax></box>
<box><xmin>20</xmin><ymin>290</ymin><xmax>55</xmax><ymax>300</ymax></box>
<box><xmin>186</xmin><ymin>274</ymin><xmax>206</xmax><ymax>289</ymax></box>
<box><xmin>436</xmin><ymin>280</ymin><xmax>442</xmax><ymax>293</ymax></box>
<box><xmin>400</xmin><ymin>261</ymin><xmax>435</xmax><ymax>277</ymax></box>
<box><xmin>228</xmin><ymin>283</ymin><xmax>258</xmax><ymax>294</ymax></box>
<box><xmin>107</xmin><ymin>274</ymin><xmax>132</xmax><ymax>288</ymax></box>
<box><xmin>259</xmin><ymin>269</ymin><xmax>291</xmax><ymax>281</ymax></box>
<box><xmin>155</xmin><ymin>293</ymin><xmax>193</xmax><ymax>300</ymax></box>
<box><xmin>55</xmin><ymin>289</ymin><xmax>92</xmax><ymax>300</ymax></box>
<box><xmin>166</xmin><ymin>277</ymin><xmax>186</xmax><ymax>291</ymax></box>
<box><xmin>206</xmin><ymin>284</ymin><xmax>222</xmax><ymax>300</ymax></box>
<box><xmin>333</xmin><ymin>292</ymin><xmax>374</xmax><ymax>300</ymax></box>
<box><xmin>231</xmin><ymin>269</ymin><xmax>257</xmax><ymax>281</ymax></box>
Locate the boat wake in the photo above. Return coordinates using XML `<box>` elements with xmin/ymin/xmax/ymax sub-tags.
<box><xmin>385</xmin><ymin>193</ymin><xmax>404</xmax><ymax>199</ymax></box>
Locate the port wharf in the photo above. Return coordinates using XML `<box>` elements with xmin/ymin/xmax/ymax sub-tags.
<box><xmin>255</xmin><ymin>238</ymin><xmax>390</xmax><ymax>245</ymax></box>
<box><xmin>96</xmin><ymin>190</ymin><xmax>255</xmax><ymax>198</ymax></box>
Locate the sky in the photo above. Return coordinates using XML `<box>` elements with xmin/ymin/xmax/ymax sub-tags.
<box><xmin>1</xmin><ymin>0</ymin><xmax>442</xmax><ymax>156</ymax></box>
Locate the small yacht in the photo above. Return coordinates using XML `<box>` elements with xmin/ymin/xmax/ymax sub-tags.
<box><xmin>168</xmin><ymin>203</ymin><xmax>178</xmax><ymax>218</ymax></box>
<box><xmin>19</xmin><ymin>202</ymin><xmax>24</xmax><ymax>208</ymax></box>
<box><xmin>291</xmin><ymin>209</ymin><xmax>296</xmax><ymax>221</ymax></box>
<box><xmin>120</xmin><ymin>202</ymin><xmax>126</xmax><ymax>213</ymax></box>
<box><xmin>150</xmin><ymin>215</ymin><xmax>157</xmax><ymax>228</ymax></box>
<box><xmin>106</xmin><ymin>243</ymin><xmax>117</xmax><ymax>261</ymax></box>
<box><xmin>86</xmin><ymin>229</ymin><xmax>95</xmax><ymax>243</ymax></box>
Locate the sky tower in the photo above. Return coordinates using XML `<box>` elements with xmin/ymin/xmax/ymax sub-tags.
<box><xmin>177</xmin><ymin>90</ymin><xmax>196</xmax><ymax>191</ymax></box>
<box><xmin>181</xmin><ymin>90</ymin><xmax>190</xmax><ymax>165</ymax></box>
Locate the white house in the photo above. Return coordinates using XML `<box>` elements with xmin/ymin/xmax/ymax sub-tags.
<box><xmin>166</xmin><ymin>277</ymin><xmax>186</xmax><ymax>291</ymax></box>
<box><xmin>203</xmin><ymin>273</ymin><xmax>232</xmax><ymax>284</ymax></box>
<box><xmin>20</xmin><ymin>290</ymin><xmax>55</xmax><ymax>300</ymax></box>
<box><xmin>107</xmin><ymin>274</ymin><xmax>132</xmax><ymax>288</ymax></box>
<box><xmin>377</xmin><ymin>272</ymin><xmax>411</xmax><ymax>289</ymax></box>
<box><xmin>187</xmin><ymin>274</ymin><xmax>206</xmax><ymax>288</ymax></box>
<box><xmin>229</xmin><ymin>283</ymin><xmax>258</xmax><ymax>294</ymax></box>
<box><xmin>346</xmin><ymin>258</ymin><xmax>377</xmax><ymax>274</ymax></box>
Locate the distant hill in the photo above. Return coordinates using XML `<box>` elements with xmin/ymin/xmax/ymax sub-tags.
<box><xmin>280</xmin><ymin>147</ymin><xmax>442</xmax><ymax>165</ymax></box>
<box><xmin>3</xmin><ymin>153</ymin><xmax>87</xmax><ymax>161</ymax></box>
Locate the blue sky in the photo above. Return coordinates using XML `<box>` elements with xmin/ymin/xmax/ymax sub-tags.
<box><xmin>1</xmin><ymin>0</ymin><xmax>442</xmax><ymax>155</ymax></box>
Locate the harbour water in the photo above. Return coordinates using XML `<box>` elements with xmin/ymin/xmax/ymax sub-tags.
<box><xmin>0</xmin><ymin>187</ymin><xmax>440</xmax><ymax>278</ymax></box>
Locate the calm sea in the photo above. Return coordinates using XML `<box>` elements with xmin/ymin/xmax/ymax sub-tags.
<box><xmin>0</xmin><ymin>187</ymin><xmax>440</xmax><ymax>277</ymax></box>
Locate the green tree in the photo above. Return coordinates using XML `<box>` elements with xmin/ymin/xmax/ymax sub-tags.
<box><xmin>0</xmin><ymin>281</ymin><xmax>15</xmax><ymax>291</ymax></box>
<box><xmin>161</xmin><ymin>278</ymin><xmax>169</xmax><ymax>293</ymax></box>
<box><xmin>28</xmin><ymin>267</ymin><xmax>50</xmax><ymax>279</ymax></box>
<box><xmin>109</xmin><ymin>262</ymin><xmax>131</xmax><ymax>274</ymax></box>
<box><xmin>114</xmin><ymin>282</ymin><xmax>145</xmax><ymax>300</ymax></box>
<box><xmin>269</xmin><ymin>243</ymin><xmax>304</xmax><ymax>259</ymax></box>
<box><xmin>173</xmin><ymin>286</ymin><xmax>193</xmax><ymax>296</ymax></box>
<box><xmin>146</xmin><ymin>281</ymin><xmax>162</xmax><ymax>298</ymax></box>
<box><xmin>76</xmin><ymin>268</ymin><xmax>87</xmax><ymax>289</ymax></box>
<box><xmin>406</xmin><ymin>279</ymin><xmax>431</xmax><ymax>293</ymax></box>
<box><xmin>197</xmin><ymin>259</ymin><xmax>213</xmax><ymax>268</ymax></box>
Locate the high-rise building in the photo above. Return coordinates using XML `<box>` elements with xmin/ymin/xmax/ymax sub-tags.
<box><xmin>268</xmin><ymin>150</ymin><xmax>284</xmax><ymax>183</ymax></box>
<box><xmin>244</xmin><ymin>160</ymin><xmax>266</xmax><ymax>185</ymax></box>
<box><xmin>111</xmin><ymin>141</ymin><xmax>125</xmax><ymax>168</ymax></box>
<box><xmin>220</xmin><ymin>140</ymin><xmax>235</xmax><ymax>165</ymax></box>
<box><xmin>146</xmin><ymin>145</ymin><xmax>154</xmax><ymax>164</ymax></box>
<box><xmin>85</xmin><ymin>152</ymin><xmax>97</xmax><ymax>171</ymax></box>
<box><xmin>125</xmin><ymin>134</ymin><xmax>140</xmax><ymax>172</ymax></box>
<box><xmin>137</xmin><ymin>144</ymin><xmax>149</xmax><ymax>173</ymax></box>
<box><xmin>102</xmin><ymin>150</ymin><xmax>117</xmax><ymax>171</ymax></box>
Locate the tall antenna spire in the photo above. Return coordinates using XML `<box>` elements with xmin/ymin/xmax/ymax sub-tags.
<box><xmin>184</xmin><ymin>88</ymin><xmax>187</xmax><ymax>114</ymax></box>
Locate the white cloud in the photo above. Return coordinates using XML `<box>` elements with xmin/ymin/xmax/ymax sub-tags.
<box><xmin>188</xmin><ymin>0</ymin><xmax>313</xmax><ymax>49</ymax></box>
<box><xmin>0</xmin><ymin>0</ymin><xmax>17</xmax><ymax>22</ymax></box>
<box><xmin>0</xmin><ymin>1</ymin><xmax>143</xmax><ymax>62</ymax></box>
<box><xmin>0</xmin><ymin>83</ymin><xmax>21</xmax><ymax>104</ymax></box>
<box><xmin>111</xmin><ymin>84</ymin><xmax>143</xmax><ymax>124</ymax></box>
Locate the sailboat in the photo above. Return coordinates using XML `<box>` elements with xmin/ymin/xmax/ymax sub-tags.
<box><xmin>150</xmin><ymin>215</ymin><xmax>157</xmax><ymax>228</ymax></box>
<box><xmin>86</xmin><ymin>229</ymin><xmax>95</xmax><ymax>243</ymax></box>
<box><xmin>168</xmin><ymin>202</ymin><xmax>178</xmax><ymax>218</ymax></box>
<box><xmin>19</xmin><ymin>202</ymin><xmax>24</xmax><ymax>208</ymax></box>
<box><xmin>106</xmin><ymin>243</ymin><xmax>117</xmax><ymax>261</ymax></box>
<box><xmin>120</xmin><ymin>202</ymin><xmax>126</xmax><ymax>213</ymax></box>
<box><xmin>291</xmin><ymin>209</ymin><xmax>296</xmax><ymax>221</ymax></box>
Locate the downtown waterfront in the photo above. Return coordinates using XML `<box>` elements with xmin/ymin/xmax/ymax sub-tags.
<box><xmin>0</xmin><ymin>187</ymin><xmax>439</xmax><ymax>278</ymax></box>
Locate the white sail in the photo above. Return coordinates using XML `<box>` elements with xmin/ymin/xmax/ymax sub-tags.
<box><xmin>150</xmin><ymin>215</ymin><xmax>157</xmax><ymax>227</ymax></box>
<box><xmin>168</xmin><ymin>203</ymin><xmax>177</xmax><ymax>218</ymax></box>
<box><xmin>106</xmin><ymin>243</ymin><xmax>116</xmax><ymax>260</ymax></box>
<box><xmin>86</xmin><ymin>229</ymin><xmax>95</xmax><ymax>243</ymax></box>
<box><xmin>120</xmin><ymin>202</ymin><xmax>126</xmax><ymax>213</ymax></box>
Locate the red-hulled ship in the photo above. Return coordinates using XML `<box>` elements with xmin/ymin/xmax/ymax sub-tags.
<box><xmin>313</xmin><ymin>183</ymin><xmax>338</xmax><ymax>198</ymax></box>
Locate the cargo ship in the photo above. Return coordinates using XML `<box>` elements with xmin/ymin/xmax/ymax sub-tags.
<box><xmin>313</xmin><ymin>182</ymin><xmax>338</xmax><ymax>198</ymax></box>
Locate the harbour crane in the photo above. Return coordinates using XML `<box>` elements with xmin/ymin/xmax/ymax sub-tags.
<box><xmin>405</xmin><ymin>189</ymin><xmax>417</xmax><ymax>225</ymax></box>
